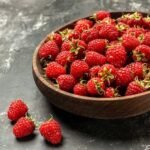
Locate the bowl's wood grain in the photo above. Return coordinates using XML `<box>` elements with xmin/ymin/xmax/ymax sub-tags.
<box><xmin>32</xmin><ymin>12</ymin><xmax>150</xmax><ymax>119</ymax></box>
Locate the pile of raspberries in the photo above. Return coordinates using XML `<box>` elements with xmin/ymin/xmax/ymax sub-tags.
<box><xmin>38</xmin><ymin>11</ymin><xmax>150</xmax><ymax>97</ymax></box>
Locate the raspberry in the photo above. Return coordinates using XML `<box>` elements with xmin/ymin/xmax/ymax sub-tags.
<box><xmin>87</xmin><ymin>39</ymin><xmax>107</xmax><ymax>54</ymax></box>
<box><xmin>39</xmin><ymin>119</ymin><xmax>62</xmax><ymax>145</ymax></box>
<box><xmin>7</xmin><ymin>99</ymin><xmax>28</xmax><ymax>121</ymax></box>
<box><xmin>57</xmin><ymin>75</ymin><xmax>76</xmax><ymax>92</ymax></box>
<box><xmin>85</xmin><ymin>51</ymin><xmax>106</xmax><ymax>67</ymax></box>
<box><xmin>87</xmin><ymin>77</ymin><xmax>105</xmax><ymax>96</ymax></box>
<box><xmin>70</xmin><ymin>60</ymin><xmax>89</xmax><ymax>79</ymax></box>
<box><xmin>106</xmin><ymin>45</ymin><xmax>127</xmax><ymax>68</ymax></box>
<box><xmin>73</xmin><ymin>83</ymin><xmax>88</xmax><ymax>96</ymax></box>
<box><xmin>46</xmin><ymin>62</ymin><xmax>66</xmax><ymax>79</ymax></box>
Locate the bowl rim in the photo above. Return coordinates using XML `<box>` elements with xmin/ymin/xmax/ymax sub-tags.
<box><xmin>32</xmin><ymin>11</ymin><xmax>150</xmax><ymax>103</ymax></box>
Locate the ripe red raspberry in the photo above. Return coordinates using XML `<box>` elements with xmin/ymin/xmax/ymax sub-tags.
<box><xmin>61</xmin><ymin>40</ymin><xmax>71</xmax><ymax>51</ymax></box>
<box><xmin>106</xmin><ymin>45</ymin><xmax>127</xmax><ymax>68</ymax></box>
<box><xmin>142</xmin><ymin>16</ymin><xmax>150</xmax><ymax>29</ymax></box>
<box><xmin>87</xmin><ymin>77</ymin><xmax>105</xmax><ymax>96</ymax></box>
<box><xmin>85</xmin><ymin>51</ymin><xmax>106</xmax><ymax>67</ymax></box>
<box><xmin>116</xmin><ymin>67</ymin><xmax>134</xmax><ymax>87</ymax></box>
<box><xmin>38</xmin><ymin>41</ymin><xmax>59</xmax><ymax>59</ymax></box>
<box><xmin>13</xmin><ymin>117</ymin><xmax>35</xmax><ymax>138</ymax></box>
<box><xmin>116</xmin><ymin>22</ymin><xmax>129</xmax><ymax>36</ymax></box>
<box><xmin>55</xmin><ymin>51</ymin><xmax>75</xmax><ymax>66</ymax></box>
<box><xmin>126</xmin><ymin>62</ymin><xmax>146</xmax><ymax>79</ymax></box>
<box><xmin>93</xmin><ymin>10</ymin><xmax>111</xmax><ymax>21</ymax></box>
<box><xmin>98</xmin><ymin>64</ymin><xmax>117</xmax><ymax>85</ymax></box>
<box><xmin>70</xmin><ymin>60</ymin><xmax>89</xmax><ymax>79</ymax></box>
<box><xmin>39</xmin><ymin>119</ymin><xmax>62</xmax><ymax>145</ymax></box>
<box><xmin>73</xmin><ymin>83</ymin><xmax>88</xmax><ymax>96</ymax></box>
<box><xmin>87</xmin><ymin>39</ymin><xmax>107</xmax><ymax>54</ymax></box>
<box><xmin>81</xmin><ymin>28</ymin><xmax>99</xmax><ymax>43</ymax></box>
<box><xmin>125</xmin><ymin>27</ymin><xmax>146</xmax><ymax>37</ymax></box>
<box><xmin>7</xmin><ymin>99</ymin><xmax>28</xmax><ymax>121</ymax></box>
<box><xmin>61</xmin><ymin>40</ymin><xmax>87</xmax><ymax>58</ymax></box>
<box><xmin>74</xmin><ymin>23</ymin><xmax>90</xmax><ymax>33</ymax></box>
<box><xmin>57</xmin><ymin>75</ymin><xmax>76</xmax><ymax>92</ymax></box>
<box><xmin>76</xmin><ymin>19</ymin><xmax>93</xmax><ymax>28</ymax></box>
<box><xmin>99</xmin><ymin>24</ymin><xmax>119</xmax><ymax>41</ymax></box>
<box><xmin>125</xmin><ymin>80</ymin><xmax>145</xmax><ymax>96</ymax></box>
<box><xmin>93</xmin><ymin>22</ymin><xmax>104</xmax><ymax>31</ymax></box>
<box><xmin>101</xmin><ymin>17</ymin><xmax>116</xmax><ymax>25</ymax></box>
<box><xmin>60</xmin><ymin>29</ymin><xmax>80</xmax><ymax>40</ymax></box>
<box><xmin>104</xmin><ymin>87</ymin><xmax>119</xmax><ymax>98</ymax></box>
<box><xmin>46</xmin><ymin>62</ymin><xmax>66</xmax><ymax>79</ymax></box>
<box><xmin>132</xmin><ymin>44</ymin><xmax>150</xmax><ymax>62</ymax></box>
<box><xmin>89</xmin><ymin>65</ymin><xmax>101</xmax><ymax>77</ymax></box>
<box><xmin>140</xmin><ymin>32</ymin><xmax>150</xmax><ymax>46</ymax></box>
<box><xmin>118</xmin><ymin>12</ymin><xmax>143</xmax><ymax>27</ymax></box>
<box><xmin>122</xmin><ymin>34</ymin><xmax>140</xmax><ymax>52</ymax></box>
<box><xmin>47</xmin><ymin>33</ymin><xmax>62</xmax><ymax>47</ymax></box>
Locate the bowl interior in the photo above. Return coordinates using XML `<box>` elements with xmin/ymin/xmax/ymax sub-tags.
<box><xmin>33</xmin><ymin>11</ymin><xmax>150</xmax><ymax>102</ymax></box>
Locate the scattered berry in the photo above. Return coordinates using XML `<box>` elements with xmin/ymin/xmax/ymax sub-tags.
<box><xmin>7</xmin><ymin>99</ymin><xmax>28</xmax><ymax>121</ymax></box>
<box><xmin>39</xmin><ymin>119</ymin><xmax>62</xmax><ymax>145</ymax></box>
<box><xmin>13</xmin><ymin>117</ymin><xmax>35</xmax><ymax>138</ymax></box>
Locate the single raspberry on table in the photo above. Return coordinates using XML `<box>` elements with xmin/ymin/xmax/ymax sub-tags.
<box><xmin>57</xmin><ymin>74</ymin><xmax>76</xmax><ymax>92</ymax></box>
<box><xmin>70</xmin><ymin>60</ymin><xmax>89</xmax><ymax>79</ymax></box>
<box><xmin>13</xmin><ymin>117</ymin><xmax>35</xmax><ymax>138</ymax></box>
<box><xmin>106</xmin><ymin>45</ymin><xmax>127</xmax><ymax>68</ymax></box>
<box><xmin>46</xmin><ymin>62</ymin><xmax>66</xmax><ymax>79</ymax></box>
<box><xmin>73</xmin><ymin>83</ymin><xmax>88</xmax><ymax>96</ymax></box>
<box><xmin>87</xmin><ymin>77</ymin><xmax>105</xmax><ymax>96</ymax></box>
<box><xmin>7</xmin><ymin>99</ymin><xmax>28</xmax><ymax>121</ymax></box>
<box><xmin>39</xmin><ymin>119</ymin><xmax>62</xmax><ymax>145</ymax></box>
<box><xmin>87</xmin><ymin>39</ymin><xmax>107</xmax><ymax>54</ymax></box>
<box><xmin>38</xmin><ymin>40</ymin><xmax>59</xmax><ymax>59</ymax></box>
<box><xmin>85</xmin><ymin>51</ymin><xmax>106</xmax><ymax>67</ymax></box>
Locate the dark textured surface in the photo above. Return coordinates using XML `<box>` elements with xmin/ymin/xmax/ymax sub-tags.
<box><xmin>0</xmin><ymin>0</ymin><xmax>150</xmax><ymax>149</ymax></box>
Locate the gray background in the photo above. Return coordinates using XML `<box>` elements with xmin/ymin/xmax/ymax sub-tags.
<box><xmin>0</xmin><ymin>0</ymin><xmax>150</xmax><ymax>149</ymax></box>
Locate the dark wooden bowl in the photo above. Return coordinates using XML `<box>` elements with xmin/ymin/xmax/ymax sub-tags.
<box><xmin>32</xmin><ymin>12</ymin><xmax>150</xmax><ymax>119</ymax></box>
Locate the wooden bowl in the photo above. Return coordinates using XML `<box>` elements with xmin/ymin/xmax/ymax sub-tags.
<box><xmin>32</xmin><ymin>12</ymin><xmax>150</xmax><ymax>119</ymax></box>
